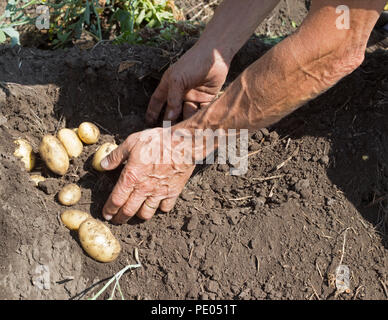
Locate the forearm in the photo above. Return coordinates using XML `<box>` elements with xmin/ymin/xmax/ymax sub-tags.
<box><xmin>178</xmin><ymin>0</ymin><xmax>384</xmax><ymax>143</ymax></box>
<box><xmin>194</xmin><ymin>0</ymin><xmax>281</xmax><ymax>64</ymax></box>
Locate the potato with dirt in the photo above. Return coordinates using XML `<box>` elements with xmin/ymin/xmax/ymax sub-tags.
<box><xmin>30</xmin><ymin>174</ymin><xmax>45</xmax><ymax>186</ymax></box>
<box><xmin>39</xmin><ymin>135</ymin><xmax>69</xmax><ymax>175</ymax></box>
<box><xmin>61</xmin><ymin>209</ymin><xmax>90</xmax><ymax>231</ymax></box>
<box><xmin>77</xmin><ymin>122</ymin><xmax>100</xmax><ymax>144</ymax></box>
<box><xmin>92</xmin><ymin>142</ymin><xmax>118</xmax><ymax>172</ymax></box>
<box><xmin>13</xmin><ymin>139</ymin><xmax>35</xmax><ymax>172</ymax></box>
<box><xmin>78</xmin><ymin>218</ymin><xmax>121</xmax><ymax>263</ymax></box>
<box><xmin>58</xmin><ymin>183</ymin><xmax>81</xmax><ymax>206</ymax></box>
<box><xmin>57</xmin><ymin>128</ymin><xmax>83</xmax><ymax>158</ymax></box>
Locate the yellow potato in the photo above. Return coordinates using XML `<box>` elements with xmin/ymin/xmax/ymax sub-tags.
<box><xmin>30</xmin><ymin>175</ymin><xmax>45</xmax><ymax>186</ymax></box>
<box><xmin>13</xmin><ymin>139</ymin><xmax>35</xmax><ymax>172</ymax></box>
<box><xmin>92</xmin><ymin>142</ymin><xmax>118</xmax><ymax>172</ymax></box>
<box><xmin>78</xmin><ymin>218</ymin><xmax>121</xmax><ymax>263</ymax></box>
<box><xmin>57</xmin><ymin>128</ymin><xmax>83</xmax><ymax>158</ymax></box>
<box><xmin>77</xmin><ymin>122</ymin><xmax>100</xmax><ymax>144</ymax></box>
<box><xmin>61</xmin><ymin>209</ymin><xmax>90</xmax><ymax>231</ymax></box>
<box><xmin>39</xmin><ymin>135</ymin><xmax>69</xmax><ymax>175</ymax></box>
<box><xmin>58</xmin><ymin>183</ymin><xmax>81</xmax><ymax>206</ymax></box>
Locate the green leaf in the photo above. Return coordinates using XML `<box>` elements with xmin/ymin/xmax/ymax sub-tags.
<box><xmin>74</xmin><ymin>20</ymin><xmax>83</xmax><ymax>39</ymax></box>
<box><xmin>91</xmin><ymin>0</ymin><xmax>102</xmax><ymax>40</ymax></box>
<box><xmin>136</xmin><ymin>8</ymin><xmax>145</xmax><ymax>26</ymax></box>
<box><xmin>146</xmin><ymin>19</ymin><xmax>157</xmax><ymax>28</ymax></box>
<box><xmin>90</xmin><ymin>24</ymin><xmax>97</xmax><ymax>34</ymax></box>
<box><xmin>0</xmin><ymin>30</ymin><xmax>6</xmax><ymax>43</ymax></box>
<box><xmin>145</xmin><ymin>11</ymin><xmax>152</xmax><ymax>19</ymax></box>
<box><xmin>157</xmin><ymin>12</ymin><xmax>169</xmax><ymax>19</ymax></box>
<box><xmin>57</xmin><ymin>30</ymin><xmax>71</xmax><ymax>42</ymax></box>
<box><xmin>2</xmin><ymin>27</ymin><xmax>20</xmax><ymax>46</ymax></box>
<box><xmin>84</xmin><ymin>0</ymin><xmax>90</xmax><ymax>25</ymax></box>
<box><xmin>114</xmin><ymin>9</ymin><xmax>132</xmax><ymax>33</ymax></box>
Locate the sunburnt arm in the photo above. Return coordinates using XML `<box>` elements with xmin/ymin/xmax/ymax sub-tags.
<box><xmin>100</xmin><ymin>0</ymin><xmax>385</xmax><ymax>225</ymax></box>
<box><xmin>175</xmin><ymin>0</ymin><xmax>386</xmax><ymax>152</ymax></box>
<box><xmin>146</xmin><ymin>0</ymin><xmax>281</xmax><ymax>124</ymax></box>
<box><xmin>196</xmin><ymin>0</ymin><xmax>281</xmax><ymax>63</ymax></box>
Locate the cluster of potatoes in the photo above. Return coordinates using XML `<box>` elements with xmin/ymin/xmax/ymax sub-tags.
<box><xmin>13</xmin><ymin>122</ymin><xmax>120</xmax><ymax>263</ymax></box>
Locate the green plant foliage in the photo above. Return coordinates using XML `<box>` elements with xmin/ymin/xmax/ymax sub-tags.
<box><xmin>0</xmin><ymin>0</ymin><xmax>39</xmax><ymax>46</ymax></box>
<box><xmin>44</xmin><ymin>0</ymin><xmax>103</xmax><ymax>48</ymax></box>
<box><xmin>0</xmin><ymin>0</ymin><xmax>183</xmax><ymax>48</ymax></box>
<box><xmin>47</xmin><ymin>0</ymin><xmax>179</xmax><ymax>47</ymax></box>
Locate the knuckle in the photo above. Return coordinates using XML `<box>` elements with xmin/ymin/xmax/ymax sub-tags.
<box><xmin>107</xmin><ymin>149</ymin><xmax>119</xmax><ymax>163</ymax></box>
<box><xmin>160</xmin><ymin>198</ymin><xmax>176</xmax><ymax>212</ymax></box>
<box><xmin>121</xmin><ymin>204</ymin><xmax>137</xmax><ymax>217</ymax></box>
<box><xmin>111</xmin><ymin>193</ymin><xmax>126</xmax><ymax>208</ymax></box>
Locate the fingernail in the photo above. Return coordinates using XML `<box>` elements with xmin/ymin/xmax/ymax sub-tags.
<box><xmin>100</xmin><ymin>158</ymin><xmax>109</xmax><ymax>169</ymax></box>
<box><xmin>104</xmin><ymin>214</ymin><xmax>113</xmax><ymax>221</ymax></box>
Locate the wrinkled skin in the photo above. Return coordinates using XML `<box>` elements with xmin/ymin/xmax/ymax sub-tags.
<box><xmin>102</xmin><ymin>0</ymin><xmax>385</xmax><ymax>224</ymax></box>
<box><xmin>145</xmin><ymin>44</ymin><xmax>229</xmax><ymax>124</ymax></box>
<box><xmin>102</xmin><ymin>129</ymin><xmax>195</xmax><ymax>224</ymax></box>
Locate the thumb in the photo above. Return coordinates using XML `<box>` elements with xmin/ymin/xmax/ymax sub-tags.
<box><xmin>100</xmin><ymin>141</ymin><xmax>131</xmax><ymax>171</ymax></box>
<box><xmin>163</xmin><ymin>81</ymin><xmax>184</xmax><ymax>122</ymax></box>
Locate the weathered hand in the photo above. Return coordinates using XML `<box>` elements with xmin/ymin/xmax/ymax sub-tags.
<box><xmin>146</xmin><ymin>44</ymin><xmax>229</xmax><ymax>124</ymax></box>
<box><xmin>101</xmin><ymin>128</ymin><xmax>195</xmax><ymax>224</ymax></box>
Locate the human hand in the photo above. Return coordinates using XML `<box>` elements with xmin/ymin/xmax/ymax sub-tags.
<box><xmin>101</xmin><ymin>127</ymin><xmax>196</xmax><ymax>224</ymax></box>
<box><xmin>146</xmin><ymin>43</ymin><xmax>229</xmax><ymax>124</ymax></box>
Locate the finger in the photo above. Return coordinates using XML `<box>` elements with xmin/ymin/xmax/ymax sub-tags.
<box><xmin>183</xmin><ymin>101</ymin><xmax>199</xmax><ymax>120</ymax></box>
<box><xmin>102</xmin><ymin>162</ymin><xmax>138</xmax><ymax>220</ymax></box>
<box><xmin>112</xmin><ymin>191</ymin><xmax>147</xmax><ymax>225</ymax></box>
<box><xmin>146</xmin><ymin>76</ymin><xmax>169</xmax><ymax>125</ymax></box>
<box><xmin>185</xmin><ymin>88</ymin><xmax>217</xmax><ymax>104</ymax></box>
<box><xmin>159</xmin><ymin>196</ymin><xmax>178</xmax><ymax>213</ymax></box>
<box><xmin>137</xmin><ymin>197</ymin><xmax>161</xmax><ymax>221</ymax></box>
<box><xmin>200</xmin><ymin>102</ymin><xmax>211</xmax><ymax>109</ymax></box>
<box><xmin>100</xmin><ymin>140</ymin><xmax>130</xmax><ymax>171</ymax></box>
<box><xmin>163</xmin><ymin>79</ymin><xmax>185</xmax><ymax>122</ymax></box>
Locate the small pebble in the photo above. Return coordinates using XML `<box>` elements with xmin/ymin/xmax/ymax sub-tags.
<box><xmin>261</xmin><ymin>128</ymin><xmax>270</xmax><ymax>137</ymax></box>
<box><xmin>186</xmin><ymin>214</ymin><xmax>199</xmax><ymax>231</ymax></box>
<box><xmin>319</xmin><ymin>155</ymin><xmax>330</xmax><ymax>165</ymax></box>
